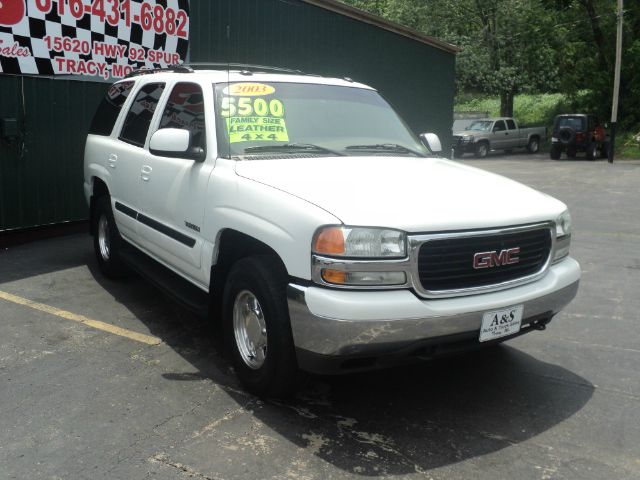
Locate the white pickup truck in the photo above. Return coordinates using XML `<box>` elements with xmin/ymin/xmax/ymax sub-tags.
<box><xmin>84</xmin><ymin>67</ymin><xmax>580</xmax><ymax>397</ymax></box>
<box><xmin>452</xmin><ymin>117</ymin><xmax>547</xmax><ymax>158</ymax></box>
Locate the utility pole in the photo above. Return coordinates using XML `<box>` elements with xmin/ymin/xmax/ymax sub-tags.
<box><xmin>608</xmin><ymin>0</ymin><xmax>624</xmax><ymax>164</ymax></box>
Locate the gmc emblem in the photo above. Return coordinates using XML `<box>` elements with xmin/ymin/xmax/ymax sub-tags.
<box><xmin>473</xmin><ymin>247</ymin><xmax>520</xmax><ymax>269</ymax></box>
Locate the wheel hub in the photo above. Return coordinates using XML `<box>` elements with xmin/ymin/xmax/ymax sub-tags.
<box><xmin>233</xmin><ymin>290</ymin><xmax>268</xmax><ymax>369</ymax></box>
<box><xmin>97</xmin><ymin>215</ymin><xmax>111</xmax><ymax>261</ymax></box>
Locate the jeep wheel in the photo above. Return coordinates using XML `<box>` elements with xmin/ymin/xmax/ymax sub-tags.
<box><xmin>585</xmin><ymin>142</ymin><xmax>597</xmax><ymax>161</ymax></box>
<box><xmin>474</xmin><ymin>141</ymin><xmax>489</xmax><ymax>158</ymax></box>
<box><xmin>93</xmin><ymin>196</ymin><xmax>127</xmax><ymax>278</ymax></box>
<box><xmin>600</xmin><ymin>142</ymin><xmax>609</xmax><ymax>159</ymax></box>
<box><xmin>527</xmin><ymin>137</ymin><xmax>540</xmax><ymax>154</ymax></box>
<box><xmin>223</xmin><ymin>255</ymin><xmax>298</xmax><ymax>398</ymax></box>
<box><xmin>550</xmin><ymin>145</ymin><xmax>561</xmax><ymax>160</ymax></box>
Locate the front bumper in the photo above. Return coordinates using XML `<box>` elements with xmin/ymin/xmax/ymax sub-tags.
<box><xmin>288</xmin><ymin>257</ymin><xmax>580</xmax><ymax>374</ymax></box>
<box><xmin>452</xmin><ymin>137</ymin><xmax>475</xmax><ymax>153</ymax></box>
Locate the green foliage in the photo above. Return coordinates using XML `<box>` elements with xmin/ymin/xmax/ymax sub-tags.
<box><xmin>618</xmin><ymin>131</ymin><xmax>640</xmax><ymax>159</ymax></box>
<box><xmin>455</xmin><ymin>93</ymin><xmax>573</xmax><ymax>127</ymax></box>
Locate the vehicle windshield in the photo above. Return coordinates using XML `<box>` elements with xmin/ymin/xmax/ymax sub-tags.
<box><xmin>214</xmin><ymin>82</ymin><xmax>428</xmax><ymax>158</ymax></box>
<box><xmin>467</xmin><ymin>120</ymin><xmax>493</xmax><ymax>131</ymax></box>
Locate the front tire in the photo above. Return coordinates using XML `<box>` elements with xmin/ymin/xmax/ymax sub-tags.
<box><xmin>550</xmin><ymin>145</ymin><xmax>561</xmax><ymax>160</ymax></box>
<box><xmin>474</xmin><ymin>141</ymin><xmax>489</xmax><ymax>158</ymax></box>
<box><xmin>92</xmin><ymin>196</ymin><xmax>127</xmax><ymax>278</ymax></box>
<box><xmin>223</xmin><ymin>255</ymin><xmax>298</xmax><ymax>398</ymax></box>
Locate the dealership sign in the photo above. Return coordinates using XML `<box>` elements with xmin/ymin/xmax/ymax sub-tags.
<box><xmin>0</xmin><ymin>0</ymin><xmax>189</xmax><ymax>81</ymax></box>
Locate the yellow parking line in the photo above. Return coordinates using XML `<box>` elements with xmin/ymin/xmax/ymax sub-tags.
<box><xmin>0</xmin><ymin>290</ymin><xmax>162</xmax><ymax>346</ymax></box>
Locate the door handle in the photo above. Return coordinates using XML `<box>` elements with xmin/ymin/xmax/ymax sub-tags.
<box><xmin>107</xmin><ymin>154</ymin><xmax>117</xmax><ymax>169</ymax></box>
<box><xmin>141</xmin><ymin>165</ymin><xmax>152</xmax><ymax>182</ymax></box>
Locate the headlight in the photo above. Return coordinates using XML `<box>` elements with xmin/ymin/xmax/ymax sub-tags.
<box><xmin>554</xmin><ymin>210</ymin><xmax>572</xmax><ymax>262</ymax></box>
<box><xmin>463</xmin><ymin>136</ymin><xmax>474</xmax><ymax>143</ymax></box>
<box><xmin>313</xmin><ymin>226</ymin><xmax>407</xmax><ymax>258</ymax></box>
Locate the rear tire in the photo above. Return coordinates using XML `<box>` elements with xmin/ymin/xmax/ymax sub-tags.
<box><xmin>92</xmin><ymin>196</ymin><xmax>128</xmax><ymax>278</ymax></box>
<box><xmin>527</xmin><ymin>137</ymin><xmax>540</xmax><ymax>154</ymax></box>
<box><xmin>222</xmin><ymin>255</ymin><xmax>298</xmax><ymax>399</ymax></box>
<box><xmin>550</xmin><ymin>145</ymin><xmax>561</xmax><ymax>160</ymax></box>
<box><xmin>585</xmin><ymin>142</ymin><xmax>597</xmax><ymax>160</ymax></box>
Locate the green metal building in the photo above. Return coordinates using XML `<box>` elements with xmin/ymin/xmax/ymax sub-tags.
<box><xmin>0</xmin><ymin>0</ymin><xmax>456</xmax><ymax>232</ymax></box>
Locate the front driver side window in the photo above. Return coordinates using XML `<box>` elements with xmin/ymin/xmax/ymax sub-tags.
<box><xmin>159</xmin><ymin>82</ymin><xmax>206</xmax><ymax>152</ymax></box>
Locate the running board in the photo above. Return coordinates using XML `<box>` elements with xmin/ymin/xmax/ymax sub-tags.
<box><xmin>119</xmin><ymin>245</ymin><xmax>210</xmax><ymax>319</ymax></box>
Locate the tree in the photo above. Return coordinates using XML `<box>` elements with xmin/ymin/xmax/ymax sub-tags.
<box><xmin>341</xmin><ymin>0</ymin><xmax>561</xmax><ymax>117</ymax></box>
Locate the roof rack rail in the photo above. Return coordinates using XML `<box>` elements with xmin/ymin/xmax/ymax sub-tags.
<box><xmin>184</xmin><ymin>62</ymin><xmax>307</xmax><ymax>75</ymax></box>
<box><xmin>123</xmin><ymin>62</ymin><xmax>317</xmax><ymax>79</ymax></box>
<box><xmin>124</xmin><ymin>65</ymin><xmax>194</xmax><ymax>78</ymax></box>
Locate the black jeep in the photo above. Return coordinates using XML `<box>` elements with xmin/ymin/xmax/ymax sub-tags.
<box><xmin>550</xmin><ymin>114</ymin><xmax>609</xmax><ymax>160</ymax></box>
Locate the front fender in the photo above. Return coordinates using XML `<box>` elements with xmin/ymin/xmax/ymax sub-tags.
<box><xmin>203</xmin><ymin>160</ymin><xmax>340</xmax><ymax>280</ymax></box>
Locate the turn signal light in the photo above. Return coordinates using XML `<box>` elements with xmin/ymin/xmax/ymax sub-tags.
<box><xmin>321</xmin><ymin>269</ymin><xmax>347</xmax><ymax>284</ymax></box>
<box><xmin>314</xmin><ymin>227</ymin><xmax>345</xmax><ymax>255</ymax></box>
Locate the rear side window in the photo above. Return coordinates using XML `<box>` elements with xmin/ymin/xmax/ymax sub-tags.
<box><xmin>119</xmin><ymin>83</ymin><xmax>166</xmax><ymax>147</ymax></box>
<box><xmin>506</xmin><ymin>119</ymin><xmax>516</xmax><ymax>130</ymax></box>
<box><xmin>493</xmin><ymin>120</ymin><xmax>506</xmax><ymax>132</ymax></box>
<box><xmin>159</xmin><ymin>83</ymin><xmax>206</xmax><ymax>151</ymax></box>
<box><xmin>89</xmin><ymin>81</ymin><xmax>134</xmax><ymax>136</ymax></box>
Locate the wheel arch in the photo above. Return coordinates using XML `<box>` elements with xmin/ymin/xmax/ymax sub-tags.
<box><xmin>90</xmin><ymin>177</ymin><xmax>110</xmax><ymax>236</ymax></box>
<box><xmin>208</xmin><ymin>229</ymin><xmax>289</xmax><ymax>322</ymax></box>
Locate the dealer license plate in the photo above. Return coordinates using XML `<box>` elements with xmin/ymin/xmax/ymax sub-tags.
<box><xmin>479</xmin><ymin>305</ymin><xmax>524</xmax><ymax>342</ymax></box>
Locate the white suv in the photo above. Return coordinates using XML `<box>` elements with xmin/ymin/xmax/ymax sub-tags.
<box><xmin>84</xmin><ymin>66</ymin><xmax>580</xmax><ymax>397</ymax></box>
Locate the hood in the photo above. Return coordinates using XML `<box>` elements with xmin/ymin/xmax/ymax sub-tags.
<box><xmin>453</xmin><ymin>129</ymin><xmax>480</xmax><ymax>137</ymax></box>
<box><xmin>234</xmin><ymin>156</ymin><xmax>566</xmax><ymax>232</ymax></box>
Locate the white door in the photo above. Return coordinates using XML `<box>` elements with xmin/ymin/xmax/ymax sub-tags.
<box><xmin>135</xmin><ymin>82</ymin><xmax>213</xmax><ymax>283</ymax></box>
<box><xmin>109</xmin><ymin>81</ymin><xmax>166</xmax><ymax>243</ymax></box>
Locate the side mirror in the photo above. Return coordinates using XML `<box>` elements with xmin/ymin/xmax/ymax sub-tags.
<box><xmin>419</xmin><ymin>133</ymin><xmax>442</xmax><ymax>154</ymax></box>
<box><xmin>149</xmin><ymin>128</ymin><xmax>205</xmax><ymax>162</ymax></box>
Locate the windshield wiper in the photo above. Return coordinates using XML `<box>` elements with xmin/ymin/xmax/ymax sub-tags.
<box><xmin>344</xmin><ymin>143</ymin><xmax>426</xmax><ymax>157</ymax></box>
<box><xmin>244</xmin><ymin>143</ymin><xmax>345</xmax><ymax>156</ymax></box>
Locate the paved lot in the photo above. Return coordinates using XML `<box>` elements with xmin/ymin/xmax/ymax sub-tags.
<box><xmin>1</xmin><ymin>154</ymin><xmax>639</xmax><ymax>479</ymax></box>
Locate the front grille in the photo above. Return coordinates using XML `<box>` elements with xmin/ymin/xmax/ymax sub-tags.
<box><xmin>417</xmin><ymin>227</ymin><xmax>552</xmax><ymax>293</ymax></box>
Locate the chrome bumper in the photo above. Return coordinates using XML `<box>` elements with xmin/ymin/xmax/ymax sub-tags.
<box><xmin>287</xmin><ymin>258</ymin><xmax>580</xmax><ymax>371</ymax></box>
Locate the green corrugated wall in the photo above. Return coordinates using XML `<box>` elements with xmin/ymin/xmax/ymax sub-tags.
<box><xmin>0</xmin><ymin>0</ymin><xmax>455</xmax><ymax>231</ymax></box>
<box><xmin>0</xmin><ymin>76</ymin><xmax>106</xmax><ymax>230</ymax></box>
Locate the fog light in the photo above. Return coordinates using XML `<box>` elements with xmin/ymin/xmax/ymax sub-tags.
<box><xmin>321</xmin><ymin>269</ymin><xmax>406</xmax><ymax>286</ymax></box>
<box><xmin>321</xmin><ymin>269</ymin><xmax>347</xmax><ymax>284</ymax></box>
